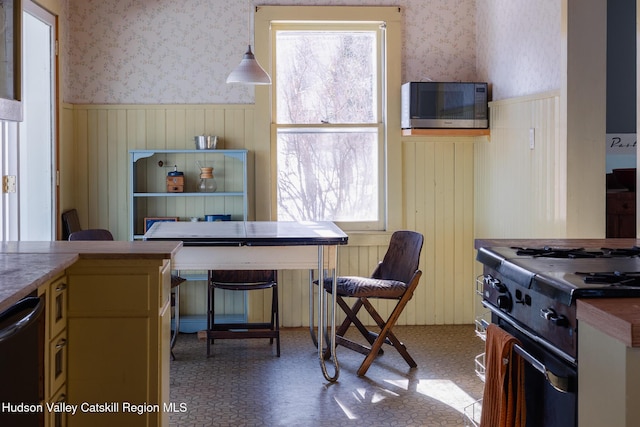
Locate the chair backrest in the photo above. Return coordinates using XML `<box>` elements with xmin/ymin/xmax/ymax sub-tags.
<box><xmin>61</xmin><ymin>209</ymin><xmax>82</xmax><ymax>240</ymax></box>
<box><xmin>372</xmin><ymin>230</ymin><xmax>424</xmax><ymax>284</ymax></box>
<box><xmin>68</xmin><ymin>229</ymin><xmax>114</xmax><ymax>241</ymax></box>
<box><xmin>210</xmin><ymin>269</ymin><xmax>276</xmax><ymax>284</ymax></box>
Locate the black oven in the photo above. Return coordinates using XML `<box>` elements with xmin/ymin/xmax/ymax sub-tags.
<box><xmin>492</xmin><ymin>314</ymin><xmax>576</xmax><ymax>426</ymax></box>
<box><xmin>476</xmin><ymin>244</ymin><xmax>640</xmax><ymax>427</ymax></box>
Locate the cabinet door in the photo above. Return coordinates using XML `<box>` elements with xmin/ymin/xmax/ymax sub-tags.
<box><xmin>66</xmin><ymin>258</ymin><xmax>170</xmax><ymax>427</ymax></box>
<box><xmin>48</xmin><ymin>276</ymin><xmax>67</xmax><ymax>341</ymax></box>
<box><xmin>47</xmin><ymin>385</ymin><xmax>67</xmax><ymax>427</ymax></box>
<box><xmin>48</xmin><ymin>330</ymin><xmax>67</xmax><ymax>404</ymax></box>
<box><xmin>39</xmin><ymin>273</ymin><xmax>68</xmax><ymax>417</ymax></box>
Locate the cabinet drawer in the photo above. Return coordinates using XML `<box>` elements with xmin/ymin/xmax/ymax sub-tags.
<box><xmin>48</xmin><ymin>330</ymin><xmax>67</xmax><ymax>398</ymax></box>
<box><xmin>606</xmin><ymin>192</ymin><xmax>636</xmax><ymax>214</ymax></box>
<box><xmin>47</xmin><ymin>385</ymin><xmax>67</xmax><ymax>427</ymax></box>
<box><xmin>68</xmin><ymin>274</ymin><xmax>150</xmax><ymax>313</ymax></box>
<box><xmin>48</xmin><ymin>276</ymin><xmax>67</xmax><ymax>339</ymax></box>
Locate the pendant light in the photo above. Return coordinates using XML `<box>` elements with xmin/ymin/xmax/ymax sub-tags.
<box><xmin>226</xmin><ymin>3</ymin><xmax>271</xmax><ymax>85</ymax></box>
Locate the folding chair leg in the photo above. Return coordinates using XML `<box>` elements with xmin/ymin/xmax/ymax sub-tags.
<box><xmin>343</xmin><ymin>298</ymin><xmax>378</xmax><ymax>345</ymax></box>
<box><xmin>323</xmin><ymin>296</ymin><xmax>383</xmax><ymax>360</ymax></box>
<box><xmin>328</xmin><ymin>281</ymin><xmax>421</xmax><ymax>376</ymax></box>
<box><xmin>362</xmin><ymin>298</ymin><xmax>417</xmax><ymax>369</ymax></box>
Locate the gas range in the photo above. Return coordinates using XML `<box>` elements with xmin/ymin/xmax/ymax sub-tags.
<box><xmin>478</xmin><ymin>246</ymin><xmax>640</xmax><ymax>305</ymax></box>
<box><xmin>474</xmin><ymin>243</ymin><xmax>640</xmax><ymax>426</ymax></box>
<box><xmin>476</xmin><ymin>245</ymin><xmax>640</xmax><ymax>362</ymax></box>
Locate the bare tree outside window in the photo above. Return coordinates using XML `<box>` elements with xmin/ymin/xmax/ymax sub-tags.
<box><xmin>275</xmin><ymin>27</ymin><xmax>383</xmax><ymax>225</ymax></box>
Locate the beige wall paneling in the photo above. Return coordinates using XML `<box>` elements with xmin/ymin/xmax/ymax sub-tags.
<box><xmin>59</xmin><ymin>105</ymin><xmax>75</xmax><ymax>216</ymax></box>
<box><xmin>73</xmin><ymin>108</ymin><xmax>89</xmax><ymax>228</ymax></box>
<box><xmin>475</xmin><ymin>92</ymin><xmax>565</xmax><ymax>239</ymax></box>
<box><xmin>277</xmin><ymin>269</ymin><xmax>307</xmax><ymax>327</ymax></box>
<box><xmin>71</xmin><ymin>104</ymin><xmax>477</xmax><ymax>327</ymax></box>
<box><xmin>474</xmin><ymin>92</ymin><xmax>570</xmax><ymax>321</ymax></box>
<box><xmin>109</xmin><ymin>109</ymin><xmax>128</xmax><ymax>239</ymax></box>
<box><xmin>455</xmin><ymin>142</ymin><xmax>475</xmax><ymax>324</ymax></box>
<box><xmin>401</xmin><ymin>137</ymin><xmax>476</xmax><ymax>326</ymax></box>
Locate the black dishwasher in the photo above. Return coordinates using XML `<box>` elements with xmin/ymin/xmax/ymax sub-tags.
<box><xmin>0</xmin><ymin>296</ymin><xmax>44</xmax><ymax>426</ymax></box>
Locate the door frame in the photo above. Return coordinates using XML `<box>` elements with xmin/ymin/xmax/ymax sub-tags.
<box><xmin>20</xmin><ymin>0</ymin><xmax>59</xmax><ymax>240</ymax></box>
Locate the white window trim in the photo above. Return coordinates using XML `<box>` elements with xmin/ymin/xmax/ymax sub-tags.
<box><xmin>272</xmin><ymin>21</ymin><xmax>384</xmax><ymax>231</ymax></box>
<box><xmin>253</xmin><ymin>6</ymin><xmax>403</xmax><ymax>231</ymax></box>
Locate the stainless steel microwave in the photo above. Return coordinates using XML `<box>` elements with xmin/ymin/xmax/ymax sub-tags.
<box><xmin>401</xmin><ymin>82</ymin><xmax>489</xmax><ymax>129</ymax></box>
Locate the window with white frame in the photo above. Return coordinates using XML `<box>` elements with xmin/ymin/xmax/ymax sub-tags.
<box><xmin>272</xmin><ymin>20</ymin><xmax>387</xmax><ymax>231</ymax></box>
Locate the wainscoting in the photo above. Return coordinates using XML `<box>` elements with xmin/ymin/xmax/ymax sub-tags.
<box><xmin>474</xmin><ymin>91</ymin><xmax>566</xmax><ymax>238</ymax></box>
<box><xmin>65</xmin><ymin>103</ymin><xmax>479</xmax><ymax>327</ymax></box>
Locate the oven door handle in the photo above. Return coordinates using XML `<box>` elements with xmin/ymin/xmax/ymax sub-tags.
<box><xmin>480</xmin><ymin>310</ymin><xmax>572</xmax><ymax>393</ymax></box>
<box><xmin>513</xmin><ymin>342</ymin><xmax>570</xmax><ymax>393</ymax></box>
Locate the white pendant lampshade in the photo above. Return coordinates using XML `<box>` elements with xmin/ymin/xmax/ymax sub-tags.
<box><xmin>226</xmin><ymin>44</ymin><xmax>271</xmax><ymax>85</ymax></box>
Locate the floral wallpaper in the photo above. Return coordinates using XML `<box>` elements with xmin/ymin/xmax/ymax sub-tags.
<box><xmin>65</xmin><ymin>0</ymin><xmax>477</xmax><ymax>104</ymax></box>
<box><xmin>476</xmin><ymin>0</ymin><xmax>561</xmax><ymax>101</ymax></box>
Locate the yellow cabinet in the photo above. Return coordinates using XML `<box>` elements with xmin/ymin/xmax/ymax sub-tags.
<box><xmin>48</xmin><ymin>276</ymin><xmax>67</xmax><ymax>340</ymax></box>
<box><xmin>65</xmin><ymin>258</ymin><xmax>170</xmax><ymax>427</ymax></box>
<box><xmin>48</xmin><ymin>385</ymin><xmax>67</xmax><ymax>427</ymax></box>
<box><xmin>48</xmin><ymin>330</ymin><xmax>67</xmax><ymax>400</ymax></box>
<box><xmin>38</xmin><ymin>273</ymin><xmax>69</xmax><ymax>427</ymax></box>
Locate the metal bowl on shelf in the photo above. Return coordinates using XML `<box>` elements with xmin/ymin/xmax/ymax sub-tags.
<box><xmin>194</xmin><ymin>135</ymin><xmax>218</xmax><ymax>150</ymax></box>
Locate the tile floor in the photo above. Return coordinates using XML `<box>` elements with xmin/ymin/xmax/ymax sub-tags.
<box><xmin>169</xmin><ymin>325</ymin><xmax>485</xmax><ymax>427</ymax></box>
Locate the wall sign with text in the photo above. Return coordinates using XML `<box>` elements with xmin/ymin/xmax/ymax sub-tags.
<box><xmin>607</xmin><ymin>133</ymin><xmax>637</xmax><ymax>154</ymax></box>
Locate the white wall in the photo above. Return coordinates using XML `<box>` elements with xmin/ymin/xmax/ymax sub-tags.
<box><xmin>476</xmin><ymin>0</ymin><xmax>561</xmax><ymax>101</ymax></box>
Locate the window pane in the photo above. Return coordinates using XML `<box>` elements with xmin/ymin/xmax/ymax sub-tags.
<box><xmin>276</xmin><ymin>31</ymin><xmax>377</xmax><ymax>124</ymax></box>
<box><xmin>277</xmin><ymin>129</ymin><xmax>378</xmax><ymax>222</ymax></box>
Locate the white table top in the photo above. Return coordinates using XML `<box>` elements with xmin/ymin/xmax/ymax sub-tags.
<box><xmin>143</xmin><ymin>220</ymin><xmax>348</xmax><ymax>246</ymax></box>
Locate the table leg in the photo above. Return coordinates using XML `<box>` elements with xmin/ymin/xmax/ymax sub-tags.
<box><xmin>309</xmin><ymin>269</ymin><xmax>318</xmax><ymax>348</ymax></box>
<box><xmin>317</xmin><ymin>245</ymin><xmax>339</xmax><ymax>382</ymax></box>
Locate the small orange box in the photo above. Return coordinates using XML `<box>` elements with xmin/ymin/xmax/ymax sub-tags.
<box><xmin>166</xmin><ymin>176</ymin><xmax>184</xmax><ymax>193</ymax></box>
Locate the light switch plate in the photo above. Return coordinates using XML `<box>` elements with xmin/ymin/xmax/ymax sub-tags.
<box><xmin>529</xmin><ymin>128</ymin><xmax>535</xmax><ymax>149</ymax></box>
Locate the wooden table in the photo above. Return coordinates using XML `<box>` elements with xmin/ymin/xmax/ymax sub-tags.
<box><xmin>144</xmin><ymin>220</ymin><xmax>349</xmax><ymax>381</ymax></box>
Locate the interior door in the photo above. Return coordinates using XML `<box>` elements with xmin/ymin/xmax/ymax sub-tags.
<box><xmin>18</xmin><ymin>1</ymin><xmax>56</xmax><ymax>241</ymax></box>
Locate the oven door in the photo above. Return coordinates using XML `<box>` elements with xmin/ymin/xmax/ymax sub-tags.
<box><xmin>495</xmin><ymin>316</ymin><xmax>577</xmax><ymax>427</ymax></box>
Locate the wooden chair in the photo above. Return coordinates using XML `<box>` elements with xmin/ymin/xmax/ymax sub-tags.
<box><xmin>61</xmin><ymin>209</ymin><xmax>82</xmax><ymax>240</ymax></box>
<box><xmin>207</xmin><ymin>270</ymin><xmax>280</xmax><ymax>357</ymax></box>
<box><xmin>68</xmin><ymin>229</ymin><xmax>114</xmax><ymax>241</ymax></box>
<box><xmin>319</xmin><ymin>230</ymin><xmax>424</xmax><ymax>376</ymax></box>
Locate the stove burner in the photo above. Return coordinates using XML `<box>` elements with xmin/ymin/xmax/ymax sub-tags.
<box><xmin>578</xmin><ymin>271</ymin><xmax>640</xmax><ymax>286</ymax></box>
<box><xmin>601</xmin><ymin>247</ymin><xmax>640</xmax><ymax>257</ymax></box>
<box><xmin>513</xmin><ymin>246</ymin><xmax>640</xmax><ymax>259</ymax></box>
<box><xmin>514</xmin><ymin>247</ymin><xmax>603</xmax><ymax>258</ymax></box>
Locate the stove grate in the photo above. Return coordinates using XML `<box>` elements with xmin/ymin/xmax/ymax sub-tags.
<box><xmin>578</xmin><ymin>271</ymin><xmax>640</xmax><ymax>286</ymax></box>
<box><xmin>513</xmin><ymin>246</ymin><xmax>640</xmax><ymax>259</ymax></box>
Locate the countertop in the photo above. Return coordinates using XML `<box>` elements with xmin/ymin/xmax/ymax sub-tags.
<box><xmin>577</xmin><ymin>298</ymin><xmax>640</xmax><ymax>347</ymax></box>
<box><xmin>0</xmin><ymin>240</ymin><xmax>181</xmax><ymax>313</ymax></box>
<box><xmin>0</xmin><ymin>240</ymin><xmax>181</xmax><ymax>258</ymax></box>
<box><xmin>0</xmin><ymin>253</ymin><xmax>78</xmax><ymax>312</ymax></box>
